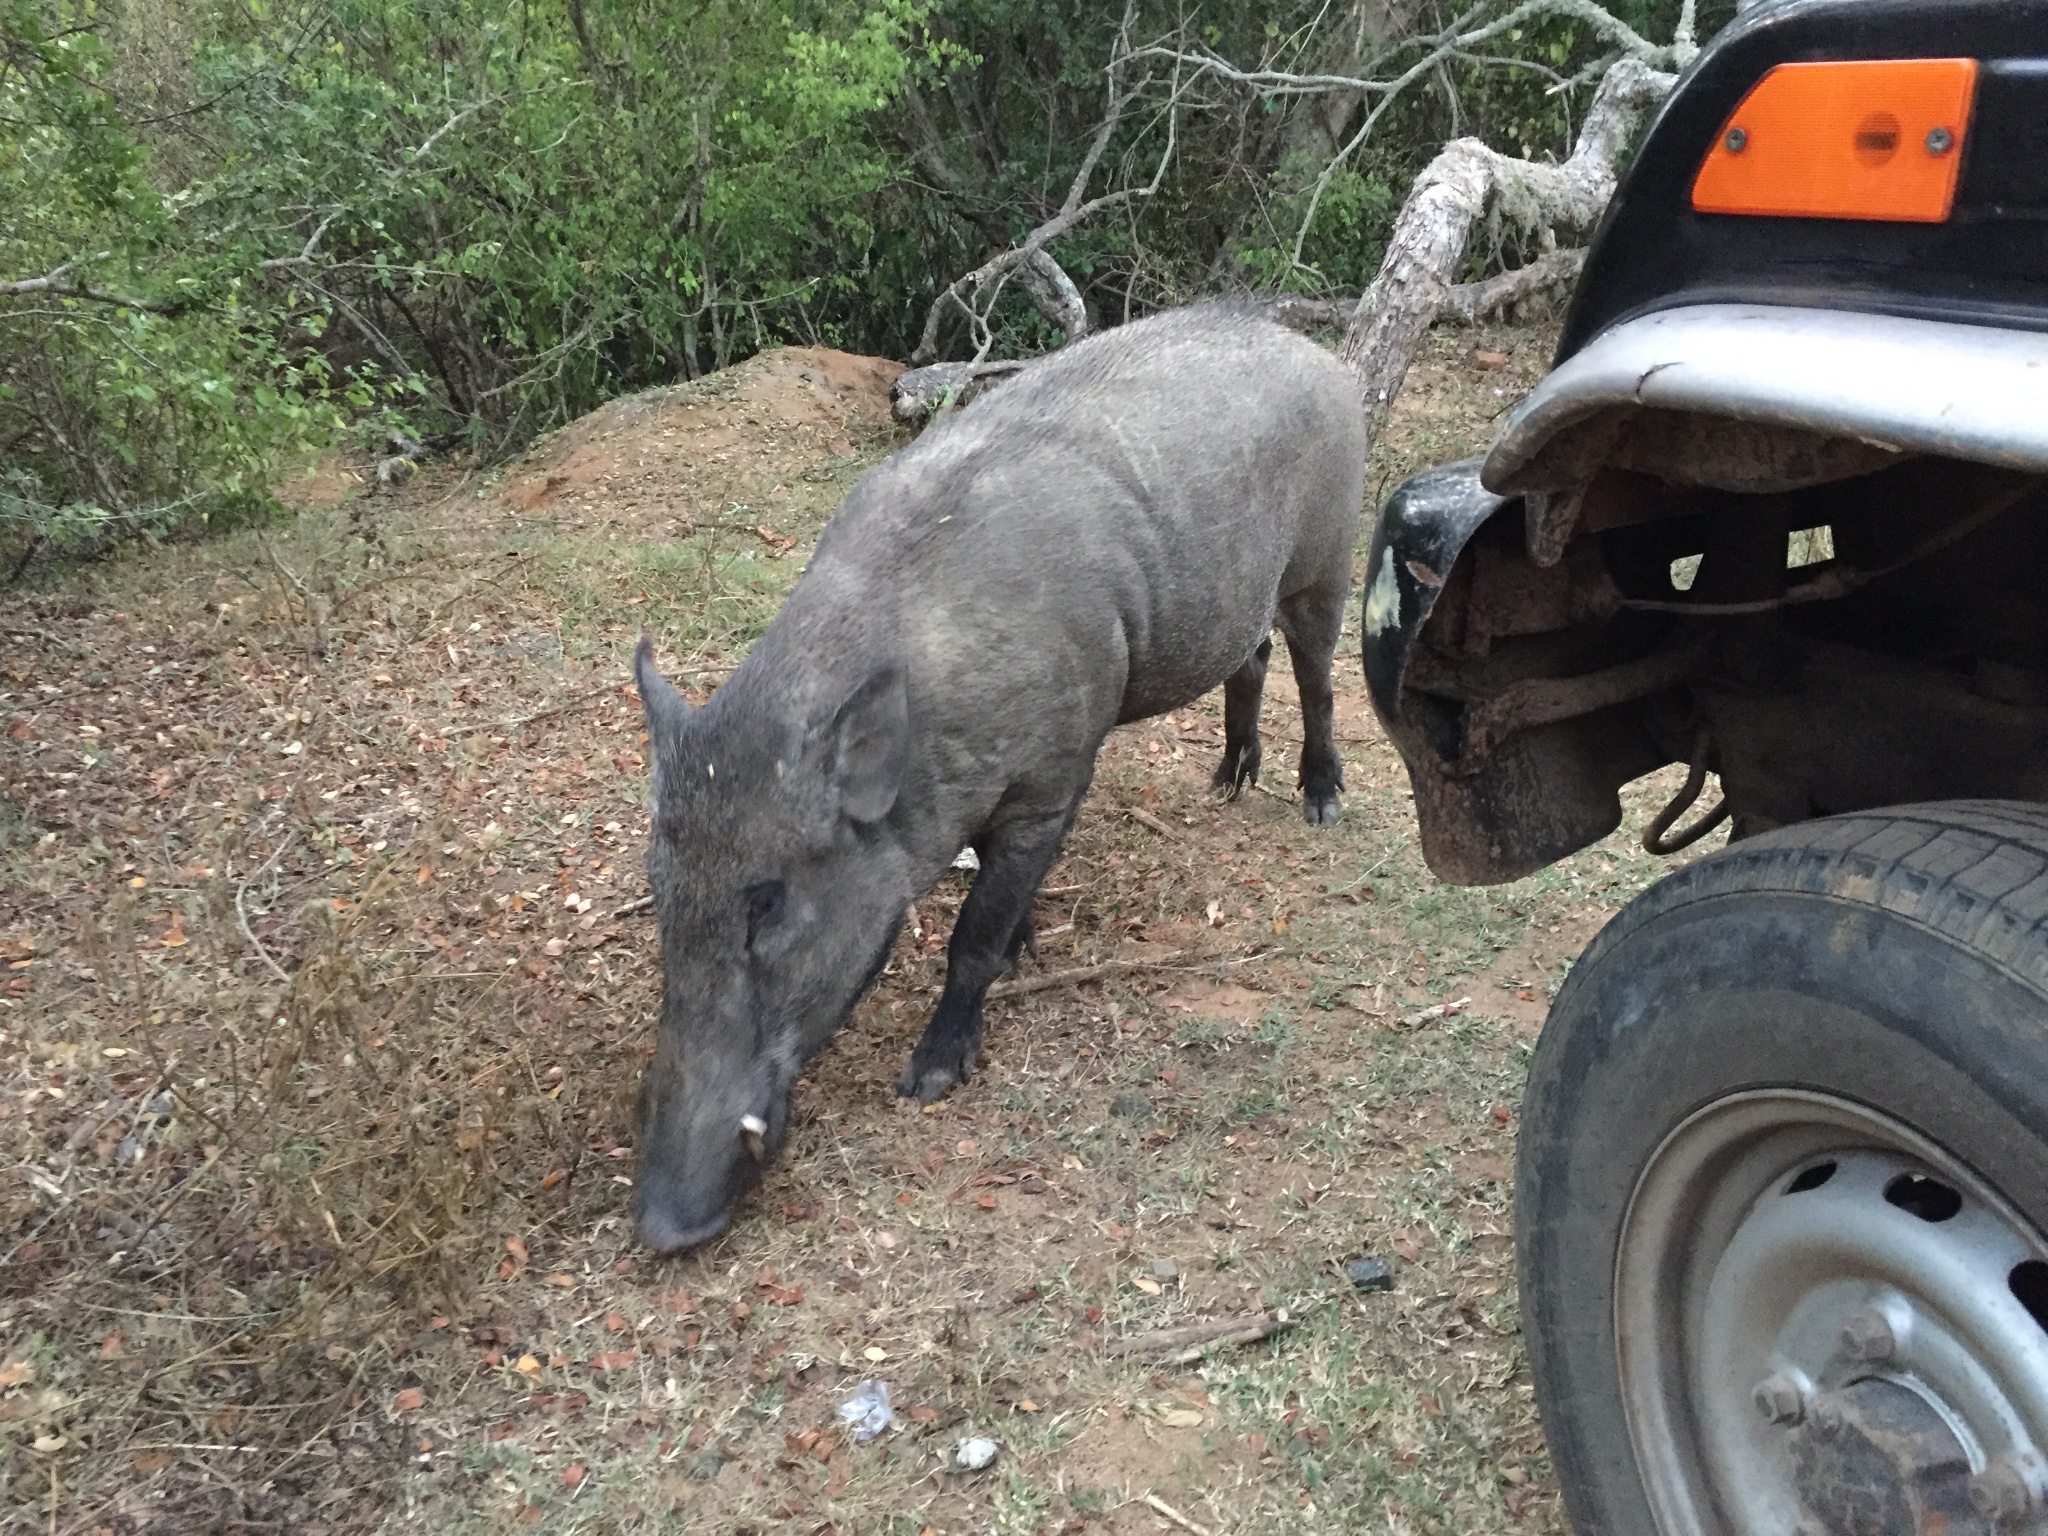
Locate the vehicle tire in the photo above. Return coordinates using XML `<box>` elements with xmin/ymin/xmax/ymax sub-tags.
<box><xmin>1519</xmin><ymin>801</ymin><xmax>2048</xmax><ymax>1536</ymax></box>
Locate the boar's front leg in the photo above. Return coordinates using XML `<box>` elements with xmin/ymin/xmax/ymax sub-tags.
<box><xmin>895</xmin><ymin>783</ymin><xmax>1084</xmax><ymax>1103</ymax></box>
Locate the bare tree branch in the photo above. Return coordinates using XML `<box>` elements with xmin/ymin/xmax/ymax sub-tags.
<box><xmin>260</xmin><ymin>207</ymin><xmax>344</xmax><ymax>271</ymax></box>
<box><xmin>1129</xmin><ymin>0</ymin><xmax>1693</xmax><ymax>273</ymax></box>
<box><xmin>0</xmin><ymin>252</ymin><xmax>188</xmax><ymax>314</ymax></box>
<box><xmin>0</xmin><ymin>260</ymin><xmax>80</xmax><ymax>297</ymax></box>
<box><xmin>1438</xmin><ymin>245</ymin><xmax>1586</xmax><ymax>324</ymax></box>
<box><xmin>913</xmin><ymin>1</ymin><xmax>1172</xmax><ymax>363</ymax></box>
<box><xmin>1340</xmin><ymin>56</ymin><xmax>1674</xmax><ymax>435</ymax></box>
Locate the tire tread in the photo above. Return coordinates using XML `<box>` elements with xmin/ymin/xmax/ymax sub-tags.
<box><xmin>1582</xmin><ymin>801</ymin><xmax>2048</xmax><ymax>1001</ymax></box>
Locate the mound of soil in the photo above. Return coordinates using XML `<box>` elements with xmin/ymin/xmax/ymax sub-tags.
<box><xmin>497</xmin><ymin>346</ymin><xmax>904</xmax><ymax>530</ymax></box>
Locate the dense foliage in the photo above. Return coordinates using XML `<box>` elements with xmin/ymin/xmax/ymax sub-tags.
<box><xmin>1</xmin><ymin>0</ymin><xmax>1716</xmax><ymax>560</ymax></box>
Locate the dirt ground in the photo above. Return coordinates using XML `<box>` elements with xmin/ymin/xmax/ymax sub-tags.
<box><xmin>0</xmin><ymin>327</ymin><xmax>1709</xmax><ymax>1534</ymax></box>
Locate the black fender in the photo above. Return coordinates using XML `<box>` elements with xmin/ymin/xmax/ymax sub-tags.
<box><xmin>1361</xmin><ymin>462</ymin><xmax>1671</xmax><ymax>884</ymax></box>
<box><xmin>1361</xmin><ymin>460</ymin><xmax>1504</xmax><ymax>727</ymax></box>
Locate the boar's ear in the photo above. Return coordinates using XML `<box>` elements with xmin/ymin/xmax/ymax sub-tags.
<box><xmin>828</xmin><ymin>665</ymin><xmax>907</xmax><ymax>823</ymax></box>
<box><xmin>634</xmin><ymin>635</ymin><xmax>691</xmax><ymax>742</ymax></box>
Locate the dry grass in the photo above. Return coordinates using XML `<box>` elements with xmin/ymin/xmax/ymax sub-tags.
<box><xmin>0</xmin><ymin>326</ymin><xmax>1712</xmax><ymax>1535</ymax></box>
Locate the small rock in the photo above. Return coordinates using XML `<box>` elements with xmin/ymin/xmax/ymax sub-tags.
<box><xmin>954</xmin><ymin>1436</ymin><xmax>1000</xmax><ymax>1472</ymax></box>
<box><xmin>1109</xmin><ymin>1093</ymin><xmax>1153</xmax><ymax>1120</ymax></box>
<box><xmin>686</xmin><ymin>1449</ymin><xmax>726</xmax><ymax>1482</ymax></box>
<box><xmin>1149</xmin><ymin>1258</ymin><xmax>1179</xmax><ymax>1283</ymax></box>
<box><xmin>1346</xmin><ymin>1256</ymin><xmax>1395</xmax><ymax>1293</ymax></box>
<box><xmin>498</xmin><ymin>628</ymin><xmax>564</xmax><ymax>665</ymax></box>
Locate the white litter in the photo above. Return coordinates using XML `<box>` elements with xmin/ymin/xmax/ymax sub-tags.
<box><xmin>837</xmin><ymin>1379</ymin><xmax>894</xmax><ymax>1444</ymax></box>
<box><xmin>954</xmin><ymin>1435</ymin><xmax>1000</xmax><ymax>1472</ymax></box>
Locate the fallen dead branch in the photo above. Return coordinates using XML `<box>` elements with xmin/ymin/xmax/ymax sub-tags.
<box><xmin>987</xmin><ymin>951</ymin><xmax>1192</xmax><ymax>1000</ymax></box>
<box><xmin>1105</xmin><ymin>1309</ymin><xmax>1295</xmax><ymax>1361</ymax></box>
<box><xmin>1340</xmin><ymin>56</ymin><xmax>1675</xmax><ymax>433</ymax></box>
<box><xmin>1438</xmin><ymin>246</ymin><xmax>1587</xmax><ymax>325</ymax></box>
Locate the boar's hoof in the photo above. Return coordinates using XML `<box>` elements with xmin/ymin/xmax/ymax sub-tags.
<box><xmin>1211</xmin><ymin>746</ymin><xmax>1261</xmax><ymax>802</ymax></box>
<box><xmin>1303</xmin><ymin>794</ymin><xmax>1342</xmax><ymax>826</ymax></box>
<box><xmin>895</xmin><ymin>1047</ymin><xmax>976</xmax><ymax>1104</ymax></box>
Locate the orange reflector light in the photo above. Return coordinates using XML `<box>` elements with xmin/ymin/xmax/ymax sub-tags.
<box><xmin>1692</xmin><ymin>58</ymin><xmax>1977</xmax><ymax>222</ymax></box>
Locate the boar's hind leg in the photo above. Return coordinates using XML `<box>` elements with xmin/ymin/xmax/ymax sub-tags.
<box><xmin>895</xmin><ymin>793</ymin><xmax>1083</xmax><ymax>1104</ymax></box>
<box><xmin>1211</xmin><ymin>636</ymin><xmax>1273</xmax><ymax>800</ymax></box>
<box><xmin>1278</xmin><ymin>591</ymin><xmax>1345</xmax><ymax>825</ymax></box>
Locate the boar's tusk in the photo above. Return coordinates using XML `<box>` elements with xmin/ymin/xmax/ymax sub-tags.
<box><xmin>740</xmin><ymin>1113</ymin><xmax>768</xmax><ymax>1159</ymax></box>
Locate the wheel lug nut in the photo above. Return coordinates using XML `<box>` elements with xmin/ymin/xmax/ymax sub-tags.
<box><xmin>1752</xmin><ymin>1374</ymin><xmax>1805</xmax><ymax>1426</ymax></box>
<box><xmin>1970</xmin><ymin>1461</ymin><xmax>2035</xmax><ymax>1529</ymax></box>
<box><xmin>1839</xmin><ymin>1307</ymin><xmax>1897</xmax><ymax>1362</ymax></box>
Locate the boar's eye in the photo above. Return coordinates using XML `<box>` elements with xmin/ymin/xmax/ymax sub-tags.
<box><xmin>744</xmin><ymin>882</ymin><xmax>786</xmax><ymax>948</ymax></box>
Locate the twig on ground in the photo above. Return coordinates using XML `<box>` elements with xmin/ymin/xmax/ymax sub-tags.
<box><xmin>987</xmin><ymin>951</ymin><xmax>1191</xmax><ymax>1000</ymax></box>
<box><xmin>1136</xmin><ymin>1492</ymin><xmax>1214</xmax><ymax>1536</ymax></box>
<box><xmin>613</xmin><ymin>893</ymin><xmax>654</xmax><ymax>917</ymax></box>
<box><xmin>256</xmin><ymin>536</ymin><xmax>315</xmax><ymax>602</ymax></box>
<box><xmin>462</xmin><ymin>686</ymin><xmax>614</xmax><ymax>735</ymax></box>
<box><xmin>1128</xmin><ymin>807</ymin><xmax>1177</xmax><ymax>839</ymax></box>
<box><xmin>1398</xmin><ymin>995</ymin><xmax>1473</xmax><ymax>1028</ymax></box>
<box><xmin>1105</xmin><ymin>1309</ymin><xmax>1296</xmax><ymax>1360</ymax></box>
<box><xmin>235</xmin><ymin>836</ymin><xmax>298</xmax><ymax>988</ymax></box>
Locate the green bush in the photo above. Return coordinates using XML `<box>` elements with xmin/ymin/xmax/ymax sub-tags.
<box><xmin>1</xmin><ymin>0</ymin><xmax>1721</xmax><ymax>566</ymax></box>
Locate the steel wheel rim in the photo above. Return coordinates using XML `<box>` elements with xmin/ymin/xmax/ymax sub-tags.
<box><xmin>1614</xmin><ymin>1088</ymin><xmax>2048</xmax><ymax>1535</ymax></box>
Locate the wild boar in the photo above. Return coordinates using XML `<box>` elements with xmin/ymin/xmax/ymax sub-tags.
<box><xmin>632</xmin><ymin>304</ymin><xmax>1367</xmax><ymax>1251</ymax></box>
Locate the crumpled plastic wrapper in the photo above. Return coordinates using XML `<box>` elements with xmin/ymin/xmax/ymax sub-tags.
<box><xmin>836</xmin><ymin>1379</ymin><xmax>894</xmax><ymax>1444</ymax></box>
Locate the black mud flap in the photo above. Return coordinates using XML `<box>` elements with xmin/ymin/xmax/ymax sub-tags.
<box><xmin>1362</xmin><ymin>462</ymin><xmax>1664</xmax><ymax>885</ymax></box>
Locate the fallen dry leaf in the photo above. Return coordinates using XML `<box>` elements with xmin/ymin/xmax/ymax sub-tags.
<box><xmin>562</xmin><ymin>1462</ymin><xmax>585</xmax><ymax>1488</ymax></box>
<box><xmin>504</xmin><ymin>1235</ymin><xmax>529</xmax><ymax>1268</ymax></box>
<box><xmin>391</xmin><ymin>1387</ymin><xmax>425</xmax><ymax>1414</ymax></box>
<box><xmin>1133</xmin><ymin>1275</ymin><xmax>1164</xmax><ymax>1296</ymax></box>
<box><xmin>1471</xmin><ymin>347</ymin><xmax>1511</xmax><ymax>370</ymax></box>
<box><xmin>98</xmin><ymin>1329</ymin><xmax>122</xmax><ymax>1359</ymax></box>
<box><xmin>589</xmin><ymin>1351</ymin><xmax>637</xmax><ymax>1371</ymax></box>
<box><xmin>1157</xmin><ymin>1407</ymin><xmax>1204</xmax><ymax>1428</ymax></box>
<box><xmin>0</xmin><ymin>1361</ymin><xmax>33</xmax><ymax>1389</ymax></box>
<box><xmin>160</xmin><ymin>911</ymin><xmax>188</xmax><ymax>948</ymax></box>
<box><xmin>515</xmin><ymin>1354</ymin><xmax>541</xmax><ymax>1375</ymax></box>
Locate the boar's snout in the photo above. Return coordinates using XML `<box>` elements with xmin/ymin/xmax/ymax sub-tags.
<box><xmin>634</xmin><ymin>1063</ymin><xmax>786</xmax><ymax>1254</ymax></box>
<box><xmin>636</xmin><ymin>1201</ymin><xmax>729</xmax><ymax>1255</ymax></box>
